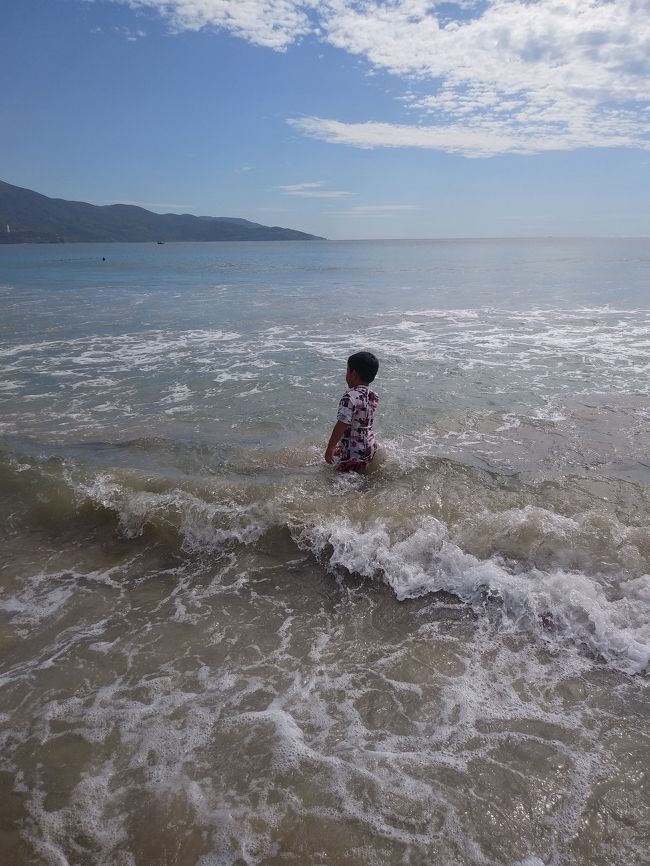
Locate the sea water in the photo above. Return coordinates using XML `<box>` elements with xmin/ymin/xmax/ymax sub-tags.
<box><xmin>0</xmin><ymin>239</ymin><xmax>649</xmax><ymax>866</ymax></box>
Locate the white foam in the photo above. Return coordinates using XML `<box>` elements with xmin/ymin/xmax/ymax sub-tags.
<box><xmin>510</xmin><ymin>858</ymin><xmax>547</xmax><ymax>866</ymax></box>
<box><xmin>24</xmin><ymin>762</ymin><xmax>132</xmax><ymax>866</ymax></box>
<box><xmin>160</xmin><ymin>383</ymin><xmax>193</xmax><ymax>404</ymax></box>
<box><xmin>213</xmin><ymin>370</ymin><xmax>258</xmax><ymax>384</ymax></box>
<box><xmin>0</xmin><ymin>572</ymin><xmax>77</xmax><ymax>632</ymax></box>
<box><xmin>0</xmin><ymin>379</ymin><xmax>23</xmax><ymax>392</ymax></box>
<box><xmin>3</xmin><ymin>542</ymin><xmax>644</xmax><ymax>866</ymax></box>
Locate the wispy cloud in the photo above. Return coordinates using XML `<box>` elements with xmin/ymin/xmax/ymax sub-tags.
<box><xmin>111</xmin><ymin>0</ymin><xmax>650</xmax><ymax>156</ymax></box>
<box><xmin>104</xmin><ymin>200</ymin><xmax>192</xmax><ymax>210</ymax></box>
<box><xmin>92</xmin><ymin>24</ymin><xmax>147</xmax><ymax>41</ymax></box>
<box><xmin>329</xmin><ymin>203</ymin><xmax>421</xmax><ymax>217</ymax></box>
<box><xmin>277</xmin><ymin>181</ymin><xmax>353</xmax><ymax>198</ymax></box>
<box><xmin>288</xmin><ymin>117</ymin><xmax>531</xmax><ymax>158</ymax></box>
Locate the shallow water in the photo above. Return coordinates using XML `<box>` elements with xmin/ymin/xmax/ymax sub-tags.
<box><xmin>1</xmin><ymin>239</ymin><xmax>649</xmax><ymax>865</ymax></box>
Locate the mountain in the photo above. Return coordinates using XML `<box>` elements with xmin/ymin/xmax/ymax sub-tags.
<box><xmin>0</xmin><ymin>180</ymin><xmax>324</xmax><ymax>243</ymax></box>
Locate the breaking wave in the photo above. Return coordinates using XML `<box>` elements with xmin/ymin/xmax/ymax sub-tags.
<box><xmin>3</xmin><ymin>447</ymin><xmax>648</xmax><ymax>674</ymax></box>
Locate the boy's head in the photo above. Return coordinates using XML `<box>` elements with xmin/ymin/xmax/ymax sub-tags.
<box><xmin>347</xmin><ymin>351</ymin><xmax>379</xmax><ymax>385</ymax></box>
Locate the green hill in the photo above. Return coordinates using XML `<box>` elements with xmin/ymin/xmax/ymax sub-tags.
<box><xmin>0</xmin><ymin>180</ymin><xmax>324</xmax><ymax>243</ymax></box>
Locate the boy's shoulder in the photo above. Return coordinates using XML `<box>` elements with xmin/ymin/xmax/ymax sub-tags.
<box><xmin>343</xmin><ymin>384</ymin><xmax>378</xmax><ymax>401</ymax></box>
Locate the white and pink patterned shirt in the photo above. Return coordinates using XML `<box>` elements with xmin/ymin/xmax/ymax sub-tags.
<box><xmin>336</xmin><ymin>385</ymin><xmax>379</xmax><ymax>466</ymax></box>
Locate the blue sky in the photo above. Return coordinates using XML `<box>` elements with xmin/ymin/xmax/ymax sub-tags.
<box><xmin>2</xmin><ymin>0</ymin><xmax>650</xmax><ymax>239</ymax></box>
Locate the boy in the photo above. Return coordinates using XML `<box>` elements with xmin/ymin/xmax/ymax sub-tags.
<box><xmin>325</xmin><ymin>351</ymin><xmax>379</xmax><ymax>472</ymax></box>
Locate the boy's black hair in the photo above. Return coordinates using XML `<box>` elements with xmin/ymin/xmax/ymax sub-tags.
<box><xmin>348</xmin><ymin>351</ymin><xmax>379</xmax><ymax>383</ymax></box>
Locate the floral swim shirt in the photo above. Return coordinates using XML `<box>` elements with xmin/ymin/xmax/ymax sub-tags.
<box><xmin>335</xmin><ymin>385</ymin><xmax>379</xmax><ymax>469</ymax></box>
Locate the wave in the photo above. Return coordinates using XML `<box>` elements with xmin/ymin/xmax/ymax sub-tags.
<box><xmin>2</xmin><ymin>446</ymin><xmax>649</xmax><ymax>674</ymax></box>
<box><xmin>294</xmin><ymin>516</ymin><xmax>650</xmax><ymax>675</ymax></box>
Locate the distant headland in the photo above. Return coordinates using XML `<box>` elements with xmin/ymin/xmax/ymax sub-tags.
<box><xmin>0</xmin><ymin>180</ymin><xmax>324</xmax><ymax>243</ymax></box>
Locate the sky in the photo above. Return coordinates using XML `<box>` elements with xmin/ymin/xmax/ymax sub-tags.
<box><xmin>2</xmin><ymin>0</ymin><xmax>650</xmax><ymax>239</ymax></box>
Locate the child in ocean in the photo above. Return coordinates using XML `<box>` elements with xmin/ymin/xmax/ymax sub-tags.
<box><xmin>324</xmin><ymin>351</ymin><xmax>379</xmax><ymax>472</ymax></box>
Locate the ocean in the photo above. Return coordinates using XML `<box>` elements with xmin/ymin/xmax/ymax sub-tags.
<box><xmin>1</xmin><ymin>238</ymin><xmax>649</xmax><ymax>866</ymax></box>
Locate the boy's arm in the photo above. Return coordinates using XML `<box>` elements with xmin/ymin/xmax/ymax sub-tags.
<box><xmin>324</xmin><ymin>421</ymin><xmax>348</xmax><ymax>464</ymax></box>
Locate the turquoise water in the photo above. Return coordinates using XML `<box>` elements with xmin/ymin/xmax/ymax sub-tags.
<box><xmin>1</xmin><ymin>239</ymin><xmax>649</xmax><ymax>865</ymax></box>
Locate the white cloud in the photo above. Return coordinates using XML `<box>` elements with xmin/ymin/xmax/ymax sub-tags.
<box><xmin>277</xmin><ymin>181</ymin><xmax>354</xmax><ymax>197</ymax></box>
<box><xmin>117</xmin><ymin>0</ymin><xmax>314</xmax><ymax>50</ymax></box>
<box><xmin>314</xmin><ymin>0</ymin><xmax>650</xmax><ymax>154</ymax></box>
<box><xmin>112</xmin><ymin>0</ymin><xmax>650</xmax><ymax>156</ymax></box>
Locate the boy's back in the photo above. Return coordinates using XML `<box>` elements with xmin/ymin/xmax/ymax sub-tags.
<box><xmin>325</xmin><ymin>352</ymin><xmax>379</xmax><ymax>472</ymax></box>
